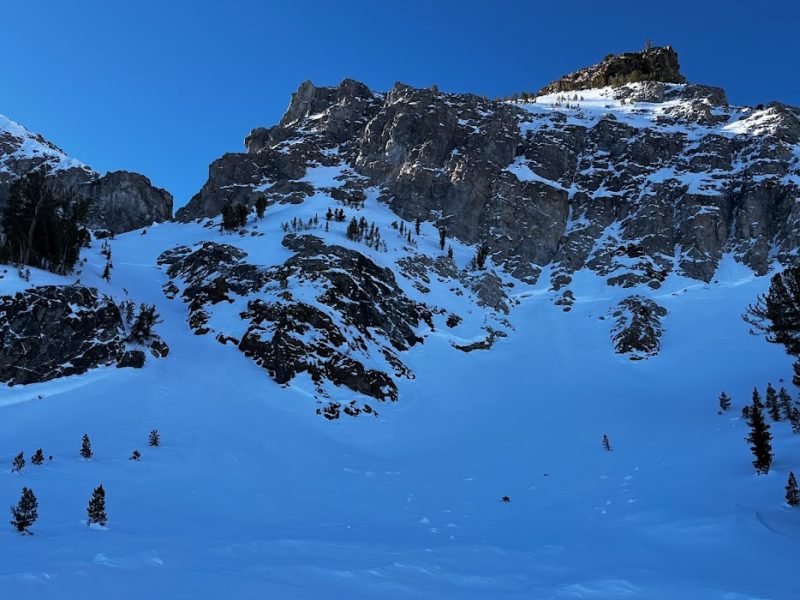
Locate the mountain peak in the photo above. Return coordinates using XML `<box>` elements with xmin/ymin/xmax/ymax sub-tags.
<box><xmin>538</xmin><ymin>46</ymin><xmax>686</xmax><ymax>96</ymax></box>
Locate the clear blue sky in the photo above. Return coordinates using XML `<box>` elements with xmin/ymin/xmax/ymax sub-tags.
<box><xmin>2</xmin><ymin>1</ymin><xmax>798</xmax><ymax>208</ymax></box>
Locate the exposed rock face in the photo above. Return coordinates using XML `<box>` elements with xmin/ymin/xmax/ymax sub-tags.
<box><xmin>538</xmin><ymin>46</ymin><xmax>685</xmax><ymax>95</ymax></box>
<box><xmin>610</xmin><ymin>295</ymin><xmax>667</xmax><ymax>360</ymax></box>
<box><xmin>158</xmin><ymin>235</ymin><xmax>432</xmax><ymax>404</ymax></box>
<box><xmin>0</xmin><ymin>114</ymin><xmax>173</xmax><ymax>233</ymax></box>
<box><xmin>176</xmin><ymin>49</ymin><xmax>800</xmax><ymax>289</ymax></box>
<box><xmin>0</xmin><ymin>286</ymin><xmax>167</xmax><ymax>385</ymax></box>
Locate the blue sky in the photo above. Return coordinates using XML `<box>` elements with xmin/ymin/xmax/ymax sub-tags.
<box><xmin>2</xmin><ymin>1</ymin><xmax>798</xmax><ymax>207</ymax></box>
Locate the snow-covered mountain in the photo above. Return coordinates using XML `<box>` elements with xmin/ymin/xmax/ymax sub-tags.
<box><xmin>0</xmin><ymin>114</ymin><xmax>172</xmax><ymax>234</ymax></box>
<box><xmin>1</xmin><ymin>47</ymin><xmax>800</xmax><ymax>599</ymax></box>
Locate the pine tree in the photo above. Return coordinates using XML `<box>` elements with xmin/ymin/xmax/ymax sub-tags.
<box><xmin>602</xmin><ymin>434</ymin><xmax>612</xmax><ymax>451</ymax></box>
<box><xmin>10</xmin><ymin>487</ymin><xmax>38</xmax><ymax>534</ymax></box>
<box><xmin>255</xmin><ymin>196</ymin><xmax>267</xmax><ymax>220</ymax></box>
<box><xmin>765</xmin><ymin>383</ymin><xmax>781</xmax><ymax>421</ymax></box>
<box><xmin>438</xmin><ymin>227</ymin><xmax>446</xmax><ymax>251</ymax></box>
<box><xmin>346</xmin><ymin>217</ymin><xmax>359</xmax><ymax>241</ymax></box>
<box><xmin>791</xmin><ymin>407</ymin><xmax>800</xmax><ymax>434</ymax></box>
<box><xmin>778</xmin><ymin>387</ymin><xmax>793</xmax><ymax>420</ymax></box>
<box><xmin>102</xmin><ymin>257</ymin><xmax>112</xmax><ymax>282</ymax></box>
<box><xmin>719</xmin><ymin>391</ymin><xmax>731</xmax><ymax>412</ymax></box>
<box><xmin>414</xmin><ymin>218</ymin><xmax>421</xmax><ymax>236</ymax></box>
<box><xmin>149</xmin><ymin>430</ymin><xmax>160</xmax><ymax>447</ymax></box>
<box><xmin>447</xmin><ymin>246</ymin><xmax>454</xmax><ymax>260</ymax></box>
<box><xmin>31</xmin><ymin>449</ymin><xmax>44</xmax><ymax>465</ymax></box>
<box><xmin>11</xmin><ymin>452</ymin><xmax>25</xmax><ymax>473</ymax></box>
<box><xmin>129</xmin><ymin>450</ymin><xmax>141</xmax><ymax>461</ymax></box>
<box><xmin>741</xmin><ymin>404</ymin><xmax>752</xmax><ymax>420</ymax></box>
<box><xmin>786</xmin><ymin>472</ymin><xmax>800</xmax><ymax>506</ymax></box>
<box><xmin>794</xmin><ymin>360</ymin><xmax>800</xmax><ymax>388</ymax></box>
<box><xmin>80</xmin><ymin>434</ymin><xmax>92</xmax><ymax>460</ymax></box>
<box><xmin>746</xmin><ymin>389</ymin><xmax>773</xmax><ymax>475</ymax></box>
<box><xmin>87</xmin><ymin>485</ymin><xmax>107</xmax><ymax>526</ymax></box>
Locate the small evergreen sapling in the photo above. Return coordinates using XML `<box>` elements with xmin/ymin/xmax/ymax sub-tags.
<box><xmin>80</xmin><ymin>434</ymin><xmax>92</xmax><ymax>460</ymax></box>
<box><xmin>10</xmin><ymin>487</ymin><xmax>38</xmax><ymax>534</ymax></box>
<box><xmin>718</xmin><ymin>392</ymin><xmax>731</xmax><ymax>412</ymax></box>
<box><xmin>746</xmin><ymin>389</ymin><xmax>773</xmax><ymax>475</ymax></box>
<box><xmin>129</xmin><ymin>450</ymin><xmax>141</xmax><ymax>461</ymax></box>
<box><xmin>11</xmin><ymin>452</ymin><xmax>25</xmax><ymax>473</ymax></box>
<box><xmin>31</xmin><ymin>449</ymin><xmax>44</xmax><ymax>465</ymax></box>
<box><xmin>149</xmin><ymin>430</ymin><xmax>160</xmax><ymax>447</ymax></box>
<box><xmin>87</xmin><ymin>485</ymin><xmax>107</xmax><ymax>527</ymax></box>
<box><xmin>786</xmin><ymin>472</ymin><xmax>799</xmax><ymax>506</ymax></box>
<box><xmin>602</xmin><ymin>435</ymin><xmax>612</xmax><ymax>451</ymax></box>
<box><xmin>791</xmin><ymin>407</ymin><xmax>800</xmax><ymax>434</ymax></box>
<box><xmin>255</xmin><ymin>196</ymin><xmax>267</xmax><ymax>220</ymax></box>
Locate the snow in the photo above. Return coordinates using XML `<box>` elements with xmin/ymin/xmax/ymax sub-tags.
<box><xmin>1</xmin><ymin>139</ymin><xmax>800</xmax><ymax>599</ymax></box>
<box><xmin>0</xmin><ymin>113</ymin><xmax>86</xmax><ymax>172</ymax></box>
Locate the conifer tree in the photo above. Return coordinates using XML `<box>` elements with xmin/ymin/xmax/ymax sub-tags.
<box><xmin>80</xmin><ymin>434</ymin><xmax>92</xmax><ymax>460</ymax></box>
<box><xmin>438</xmin><ymin>227</ymin><xmax>446</xmax><ymax>251</ymax></box>
<box><xmin>719</xmin><ymin>392</ymin><xmax>731</xmax><ymax>412</ymax></box>
<box><xmin>87</xmin><ymin>485</ymin><xmax>107</xmax><ymax>526</ymax></box>
<box><xmin>791</xmin><ymin>406</ymin><xmax>800</xmax><ymax>434</ymax></box>
<box><xmin>10</xmin><ymin>487</ymin><xmax>38</xmax><ymax>534</ymax></box>
<box><xmin>11</xmin><ymin>452</ymin><xmax>25</xmax><ymax>473</ymax></box>
<box><xmin>602</xmin><ymin>434</ymin><xmax>612</xmax><ymax>451</ymax></box>
<box><xmin>746</xmin><ymin>389</ymin><xmax>773</xmax><ymax>475</ymax></box>
<box><xmin>149</xmin><ymin>430</ymin><xmax>160</xmax><ymax>447</ymax></box>
<box><xmin>255</xmin><ymin>196</ymin><xmax>267</xmax><ymax>220</ymax></box>
<box><xmin>447</xmin><ymin>245</ymin><xmax>454</xmax><ymax>260</ymax></box>
<box><xmin>778</xmin><ymin>387</ymin><xmax>793</xmax><ymax>420</ymax></box>
<box><xmin>414</xmin><ymin>218</ymin><xmax>421</xmax><ymax>236</ymax></box>
<box><xmin>102</xmin><ymin>257</ymin><xmax>112</xmax><ymax>282</ymax></box>
<box><xmin>765</xmin><ymin>383</ymin><xmax>781</xmax><ymax>421</ymax></box>
<box><xmin>741</xmin><ymin>404</ymin><xmax>752</xmax><ymax>420</ymax></box>
<box><xmin>786</xmin><ymin>472</ymin><xmax>800</xmax><ymax>506</ymax></box>
<box><xmin>129</xmin><ymin>450</ymin><xmax>141</xmax><ymax>461</ymax></box>
<box><xmin>31</xmin><ymin>449</ymin><xmax>44</xmax><ymax>465</ymax></box>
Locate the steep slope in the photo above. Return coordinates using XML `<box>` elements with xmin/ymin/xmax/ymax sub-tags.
<box><xmin>0</xmin><ymin>113</ymin><xmax>173</xmax><ymax>233</ymax></box>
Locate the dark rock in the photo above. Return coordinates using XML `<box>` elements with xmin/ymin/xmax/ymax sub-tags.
<box><xmin>0</xmin><ymin>286</ymin><xmax>126</xmax><ymax>385</ymax></box>
<box><xmin>538</xmin><ymin>46</ymin><xmax>686</xmax><ymax>95</ymax></box>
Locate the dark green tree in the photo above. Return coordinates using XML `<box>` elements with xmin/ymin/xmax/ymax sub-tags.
<box><xmin>0</xmin><ymin>167</ymin><xmax>89</xmax><ymax>274</ymax></box>
<box><xmin>11</xmin><ymin>452</ymin><xmax>25</xmax><ymax>473</ymax></box>
<box><xmin>438</xmin><ymin>227</ymin><xmax>446</xmax><ymax>251</ymax></box>
<box><xmin>10</xmin><ymin>487</ymin><xmax>38</xmax><ymax>534</ymax></box>
<box><xmin>129</xmin><ymin>304</ymin><xmax>160</xmax><ymax>342</ymax></box>
<box><xmin>719</xmin><ymin>391</ymin><xmax>731</xmax><ymax>412</ymax></box>
<box><xmin>346</xmin><ymin>217</ymin><xmax>359</xmax><ymax>241</ymax></box>
<box><xmin>786</xmin><ymin>472</ymin><xmax>799</xmax><ymax>506</ymax></box>
<box><xmin>31</xmin><ymin>449</ymin><xmax>44</xmax><ymax>466</ymax></box>
<box><xmin>745</xmin><ymin>267</ymin><xmax>800</xmax><ymax>355</ymax></box>
<box><xmin>778</xmin><ymin>387</ymin><xmax>793</xmax><ymax>420</ymax></box>
<box><xmin>87</xmin><ymin>485</ymin><xmax>107</xmax><ymax>526</ymax></box>
<box><xmin>473</xmin><ymin>244</ymin><xmax>490</xmax><ymax>270</ymax></box>
<box><xmin>80</xmin><ymin>434</ymin><xmax>92</xmax><ymax>460</ymax></box>
<box><xmin>149</xmin><ymin>429</ymin><xmax>160</xmax><ymax>447</ymax></box>
<box><xmin>414</xmin><ymin>218</ymin><xmax>421</xmax><ymax>236</ymax></box>
<box><xmin>765</xmin><ymin>383</ymin><xmax>781</xmax><ymax>421</ymax></box>
<box><xmin>129</xmin><ymin>450</ymin><xmax>141</xmax><ymax>461</ymax></box>
<box><xmin>746</xmin><ymin>389</ymin><xmax>773</xmax><ymax>475</ymax></box>
<box><xmin>791</xmin><ymin>407</ymin><xmax>800</xmax><ymax>434</ymax></box>
<box><xmin>255</xmin><ymin>196</ymin><xmax>267</xmax><ymax>220</ymax></box>
<box><xmin>602</xmin><ymin>434</ymin><xmax>612</xmax><ymax>451</ymax></box>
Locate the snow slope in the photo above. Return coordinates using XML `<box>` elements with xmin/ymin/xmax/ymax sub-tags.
<box><xmin>1</xmin><ymin>120</ymin><xmax>799</xmax><ymax>598</ymax></box>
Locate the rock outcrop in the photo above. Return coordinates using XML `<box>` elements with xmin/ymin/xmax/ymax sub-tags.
<box><xmin>537</xmin><ymin>46</ymin><xmax>685</xmax><ymax>95</ymax></box>
<box><xmin>158</xmin><ymin>235</ymin><xmax>432</xmax><ymax>406</ymax></box>
<box><xmin>176</xmin><ymin>48</ymin><xmax>800</xmax><ymax>288</ymax></box>
<box><xmin>610</xmin><ymin>295</ymin><xmax>667</xmax><ymax>360</ymax></box>
<box><xmin>0</xmin><ymin>286</ymin><xmax>168</xmax><ymax>385</ymax></box>
<box><xmin>0</xmin><ymin>114</ymin><xmax>173</xmax><ymax>233</ymax></box>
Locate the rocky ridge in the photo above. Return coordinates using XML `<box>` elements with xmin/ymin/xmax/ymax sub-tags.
<box><xmin>176</xmin><ymin>48</ymin><xmax>800</xmax><ymax>299</ymax></box>
<box><xmin>0</xmin><ymin>114</ymin><xmax>173</xmax><ymax>233</ymax></box>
